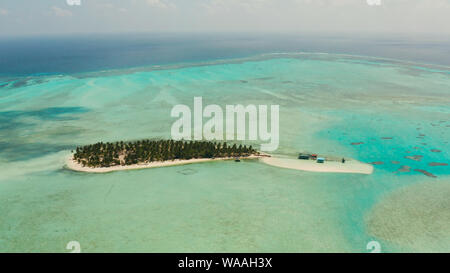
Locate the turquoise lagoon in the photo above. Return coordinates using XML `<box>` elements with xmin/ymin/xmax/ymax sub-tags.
<box><xmin>0</xmin><ymin>53</ymin><xmax>449</xmax><ymax>252</ymax></box>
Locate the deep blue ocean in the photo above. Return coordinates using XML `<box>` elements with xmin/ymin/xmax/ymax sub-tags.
<box><xmin>1</xmin><ymin>33</ymin><xmax>449</xmax><ymax>76</ymax></box>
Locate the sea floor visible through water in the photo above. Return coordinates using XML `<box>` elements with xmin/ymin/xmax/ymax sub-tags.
<box><xmin>0</xmin><ymin>53</ymin><xmax>449</xmax><ymax>252</ymax></box>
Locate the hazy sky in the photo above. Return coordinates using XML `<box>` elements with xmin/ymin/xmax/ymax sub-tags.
<box><xmin>0</xmin><ymin>0</ymin><xmax>449</xmax><ymax>36</ymax></box>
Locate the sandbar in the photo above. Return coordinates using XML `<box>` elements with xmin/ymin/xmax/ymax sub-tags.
<box><xmin>260</xmin><ymin>156</ymin><xmax>373</xmax><ymax>174</ymax></box>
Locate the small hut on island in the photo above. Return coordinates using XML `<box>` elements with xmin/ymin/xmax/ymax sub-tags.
<box><xmin>298</xmin><ymin>153</ymin><xmax>318</xmax><ymax>160</ymax></box>
<box><xmin>298</xmin><ymin>153</ymin><xmax>326</xmax><ymax>163</ymax></box>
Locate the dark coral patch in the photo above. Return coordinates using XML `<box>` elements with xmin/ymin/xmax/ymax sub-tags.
<box><xmin>177</xmin><ymin>168</ymin><xmax>198</xmax><ymax>175</ymax></box>
<box><xmin>371</xmin><ymin>161</ymin><xmax>384</xmax><ymax>165</ymax></box>
<box><xmin>398</xmin><ymin>166</ymin><xmax>411</xmax><ymax>173</ymax></box>
<box><xmin>414</xmin><ymin>169</ymin><xmax>437</xmax><ymax>178</ymax></box>
<box><xmin>351</xmin><ymin>142</ymin><xmax>364</xmax><ymax>145</ymax></box>
<box><xmin>404</xmin><ymin>155</ymin><xmax>423</xmax><ymax>161</ymax></box>
<box><xmin>0</xmin><ymin>142</ymin><xmax>74</xmax><ymax>162</ymax></box>
<box><xmin>0</xmin><ymin>107</ymin><xmax>88</xmax><ymax>121</ymax></box>
<box><xmin>428</xmin><ymin>162</ymin><xmax>448</xmax><ymax>167</ymax></box>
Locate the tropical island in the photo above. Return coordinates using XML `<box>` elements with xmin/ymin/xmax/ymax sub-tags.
<box><xmin>66</xmin><ymin>139</ymin><xmax>373</xmax><ymax>175</ymax></box>
<box><xmin>66</xmin><ymin>139</ymin><xmax>265</xmax><ymax>173</ymax></box>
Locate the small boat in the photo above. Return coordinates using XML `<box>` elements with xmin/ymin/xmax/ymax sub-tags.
<box><xmin>234</xmin><ymin>157</ymin><xmax>241</xmax><ymax>162</ymax></box>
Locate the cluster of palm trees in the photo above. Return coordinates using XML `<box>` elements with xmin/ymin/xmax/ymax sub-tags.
<box><xmin>73</xmin><ymin>139</ymin><xmax>257</xmax><ymax>168</ymax></box>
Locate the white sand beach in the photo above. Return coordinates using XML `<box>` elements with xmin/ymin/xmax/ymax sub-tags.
<box><xmin>260</xmin><ymin>156</ymin><xmax>373</xmax><ymax>174</ymax></box>
<box><xmin>66</xmin><ymin>153</ymin><xmax>373</xmax><ymax>174</ymax></box>
<box><xmin>65</xmin><ymin>154</ymin><xmax>267</xmax><ymax>173</ymax></box>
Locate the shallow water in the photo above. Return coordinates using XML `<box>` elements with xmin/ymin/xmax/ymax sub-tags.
<box><xmin>366</xmin><ymin>177</ymin><xmax>450</xmax><ymax>252</ymax></box>
<box><xmin>0</xmin><ymin>53</ymin><xmax>449</xmax><ymax>252</ymax></box>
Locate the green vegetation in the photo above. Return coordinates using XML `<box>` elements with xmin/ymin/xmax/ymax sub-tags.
<box><xmin>73</xmin><ymin>139</ymin><xmax>258</xmax><ymax>168</ymax></box>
